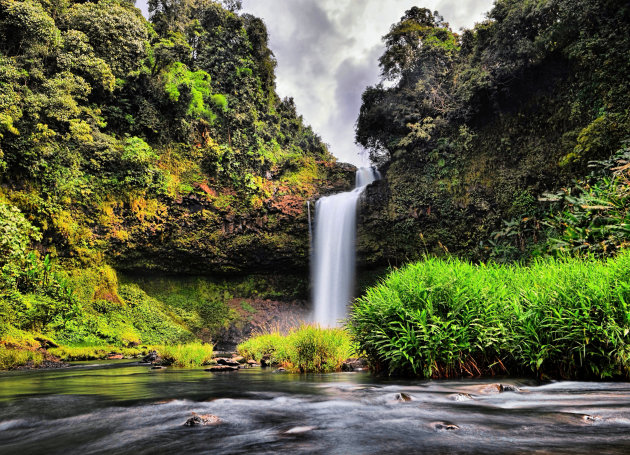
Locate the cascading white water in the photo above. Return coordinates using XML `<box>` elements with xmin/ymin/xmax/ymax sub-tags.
<box><xmin>312</xmin><ymin>167</ymin><xmax>380</xmax><ymax>326</ymax></box>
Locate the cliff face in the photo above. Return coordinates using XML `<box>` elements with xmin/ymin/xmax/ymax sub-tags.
<box><xmin>106</xmin><ymin>161</ymin><xmax>355</xmax><ymax>274</ymax></box>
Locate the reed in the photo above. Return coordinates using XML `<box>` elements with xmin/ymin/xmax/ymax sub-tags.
<box><xmin>157</xmin><ymin>342</ymin><xmax>214</xmax><ymax>367</ymax></box>
<box><xmin>238</xmin><ymin>325</ymin><xmax>354</xmax><ymax>373</ymax></box>
<box><xmin>348</xmin><ymin>252</ymin><xmax>630</xmax><ymax>379</ymax></box>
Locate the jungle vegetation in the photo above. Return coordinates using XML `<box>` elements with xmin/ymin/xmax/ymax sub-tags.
<box><xmin>351</xmin><ymin>0</ymin><xmax>630</xmax><ymax>379</ymax></box>
<box><xmin>0</xmin><ymin>0</ymin><xmax>337</xmax><ymax>364</ymax></box>
<box><xmin>356</xmin><ymin>0</ymin><xmax>630</xmax><ymax>265</ymax></box>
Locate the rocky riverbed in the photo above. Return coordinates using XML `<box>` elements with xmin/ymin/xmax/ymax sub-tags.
<box><xmin>1</xmin><ymin>361</ymin><xmax>630</xmax><ymax>454</ymax></box>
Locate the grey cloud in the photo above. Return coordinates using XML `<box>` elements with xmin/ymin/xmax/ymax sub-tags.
<box><xmin>136</xmin><ymin>0</ymin><xmax>494</xmax><ymax>164</ymax></box>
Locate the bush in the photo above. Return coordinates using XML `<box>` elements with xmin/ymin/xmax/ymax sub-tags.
<box><xmin>237</xmin><ymin>325</ymin><xmax>354</xmax><ymax>373</ymax></box>
<box><xmin>157</xmin><ymin>342</ymin><xmax>214</xmax><ymax>367</ymax></box>
<box><xmin>348</xmin><ymin>253</ymin><xmax>630</xmax><ymax>379</ymax></box>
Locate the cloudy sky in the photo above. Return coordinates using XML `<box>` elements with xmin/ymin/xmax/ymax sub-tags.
<box><xmin>138</xmin><ymin>1</ymin><xmax>494</xmax><ymax>165</ymax></box>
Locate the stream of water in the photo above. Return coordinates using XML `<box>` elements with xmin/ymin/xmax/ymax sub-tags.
<box><xmin>1</xmin><ymin>362</ymin><xmax>630</xmax><ymax>454</ymax></box>
<box><xmin>312</xmin><ymin>167</ymin><xmax>379</xmax><ymax>326</ymax></box>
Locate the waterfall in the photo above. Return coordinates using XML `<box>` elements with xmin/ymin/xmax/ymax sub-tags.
<box><xmin>312</xmin><ymin>167</ymin><xmax>380</xmax><ymax>326</ymax></box>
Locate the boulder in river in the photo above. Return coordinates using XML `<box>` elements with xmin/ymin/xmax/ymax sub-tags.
<box><xmin>498</xmin><ymin>384</ymin><xmax>520</xmax><ymax>393</ymax></box>
<box><xmin>395</xmin><ymin>392</ymin><xmax>412</xmax><ymax>402</ymax></box>
<box><xmin>184</xmin><ymin>413</ymin><xmax>221</xmax><ymax>427</ymax></box>
<box><xmin>341</xmin><ymin>358</ymin><xmax>368</xmax><ymax>371</ymax></box>
<box><xmin>143</xmin><ymin>350</ymin><xmax>160</xmax><ymax>363</ymax></box>
<box><xmin>216</xmin><ymin>358</ymin><xmax>241</xmax><ymax>367</ymax></box>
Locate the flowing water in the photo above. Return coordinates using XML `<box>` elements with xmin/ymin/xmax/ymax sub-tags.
<box><xmin>312</xmin><ymin>167</ymin><xmax>380</xmax><ymax>326</ymax></box>
<box><xmin>1</xmin><ymin>362</ymin><xmax>630</xmax><ymax>454</ymax></box>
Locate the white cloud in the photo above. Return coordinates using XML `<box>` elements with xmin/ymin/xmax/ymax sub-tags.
<box><xmin>136</xmin><ymin>0</ymin><xmax>494</xmax><ymax>164</ymax></box>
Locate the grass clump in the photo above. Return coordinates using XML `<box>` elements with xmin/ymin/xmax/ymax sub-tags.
<box><xmin>348</xmin><ymin>252</ymin><xmax>630</xmax><ymax>380</ymax></box>
<box><xmin>238</xmin><ymin>325</ymin><xmax>354</xmax><ymax>373</ymax></box>
<box><xmin>156</xmin><ymin>342</ymin><xmax>214</xmax><ymax>367</ymax></box>
<box><xmin>0</xmin><ymin>345</ymin><xmax>44</xmax><ymax>370</ymax></box>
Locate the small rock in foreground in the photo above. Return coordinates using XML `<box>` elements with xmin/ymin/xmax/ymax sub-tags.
<box><xmin>582</xmin><ymin>415</ymin><xmax>602</xmax><ymax>423</ymax></box>
<box><xmin>430</xmin><ymin>421</ymin><xmax>459</xmax><ymax>431</ymax></box>
<box><xmin>284</xmin><ymin>426</ymin><xmax>316</xmax><ymax>434</ymax></box>
<box><xmin>184</xmin><ymin>413</ymin><xmax>221</xmax><ymax>427</ymax></box>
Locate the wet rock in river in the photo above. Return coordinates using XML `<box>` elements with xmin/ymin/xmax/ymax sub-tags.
<box><xmin>151</xmin><ymin>366</ymin><xmax>166</xmax><ymax>370</ymax></box>
<box><xmin>206</xmin><ymin>365</ymin><xmax>239</xmax><ymax>372</ymax></box>
<box><xmin>452</xmin><ymin>393</ymin><xmax>473</xmax><ymax>401</ymax></box>
<box><xmin>184</xmin><ymin>413</ymin><xmax>221</xmax><ymax>427</ymax></box>
<box><xmin>247</xmin><ymin>359</ymin><xmax>259</xmax><ymax>366</ymax></box>
<box><xmin>273</xmin><ymin>367</ymin><xmax>286</xmax><ymax>373</ymax></box>
<box><xmin>430</xmin><ymin>422</ymin><xmax>459</xmax><ymax>431</ymax></box>
<box><xmin>216</xmin><ymin>358</ymin><xmax>241</xmax><ymax>367</ymax></box>
<box><xmin>395</xmin><ymin>392</ymin><xmax>412</xmax><ymax>402</ymax></box>
<box><xmin>143</xmin><ymin>350</ymin><xmax>160</xmax><ymax>363</ymax></box>
<box><xmin>341</xmin><ymin>358</ymin><xmax>368</xmax><ymax>371</ymax></box>
<box><xmin>107</xmin><ymin>353</ymin><xmax>124</xmax><ymax>360</ymax></box>
<box><xmin>498</xmin><ymin>384</ymin><xmax>520</xmax><ymax>393</ymax></box>
<box><xmin>232</xmin><ymin>355</ymin><xmax>245</xmax><ymax>363</ymax></box>
<box><xmin>582</xmin><ymin>415</ymin><xmax>602</xmax><ymax>423</ymax></box>
<box><xmin>284</xmin><ymin>426</ymin><xmax>316</xmax><ymax>434</ymax></box>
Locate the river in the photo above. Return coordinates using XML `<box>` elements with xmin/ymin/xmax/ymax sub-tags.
<box><xmin>1</xmin><ymin>362</ymin><xmax>630</xmax><ymax>454</ymax></box>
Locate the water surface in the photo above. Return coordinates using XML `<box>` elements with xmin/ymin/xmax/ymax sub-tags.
<box><xmin>1</xmin><ymin>362</ymin><xmax>630</xmax><ymax>454</ymax></box>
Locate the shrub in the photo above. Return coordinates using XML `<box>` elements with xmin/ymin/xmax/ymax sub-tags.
<box><xmin>237</xmin><ymin>325</ymin><xmax>354</xmax><ymax>373</ymax></box>
<box><xmin>348</xmin><ymin>253</ymin><xmax>630</xmax><ymax>379</ymax></box>
<box><xmin>157</xmin><ymin>342</ymin><xmax>214</xmax><ymax>367</ymax></box>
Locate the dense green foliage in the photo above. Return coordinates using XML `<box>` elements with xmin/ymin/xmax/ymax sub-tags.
<box><xmin>0</xmin><ymin>0</ymin><xmax>335</xmax><ymax>272</ymax></box>
<box><xmin>356</xmin><ymin>0</ymin><xmax>630</xmax><ymax>265</ymax></box>
<box><xmin>0</xmin><ymin>0</ymin><xmax>344</xmax><ymax>363</ymax></box>
<box><xmin>237</xmin><ymin>325</ymin><xmax>354</xmax><ymax>373</ymax></box>
<box><xmin>349</xmin><ymin>253</ymin><xmax>630</xmax><ymax>379</ymax></box>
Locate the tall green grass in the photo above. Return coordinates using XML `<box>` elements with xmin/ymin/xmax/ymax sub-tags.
<box><xmin>157</xmin><ymin>342</ymin><xmax>214</xmax><ymax>367</ymax></box>
<box><xmin>348</xmin><ymin>252</ymin><xmax>630</xmax><ymax>379</ymax></box>
<box><xmin>0</xmin><ymin>345</ymin><xmax>44</xmax><ymax>370</ymax></box>
<box><xmin>237</xmin><ymin>325</ymin><xmax>354</xmax><ymax>373</ymax></box>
